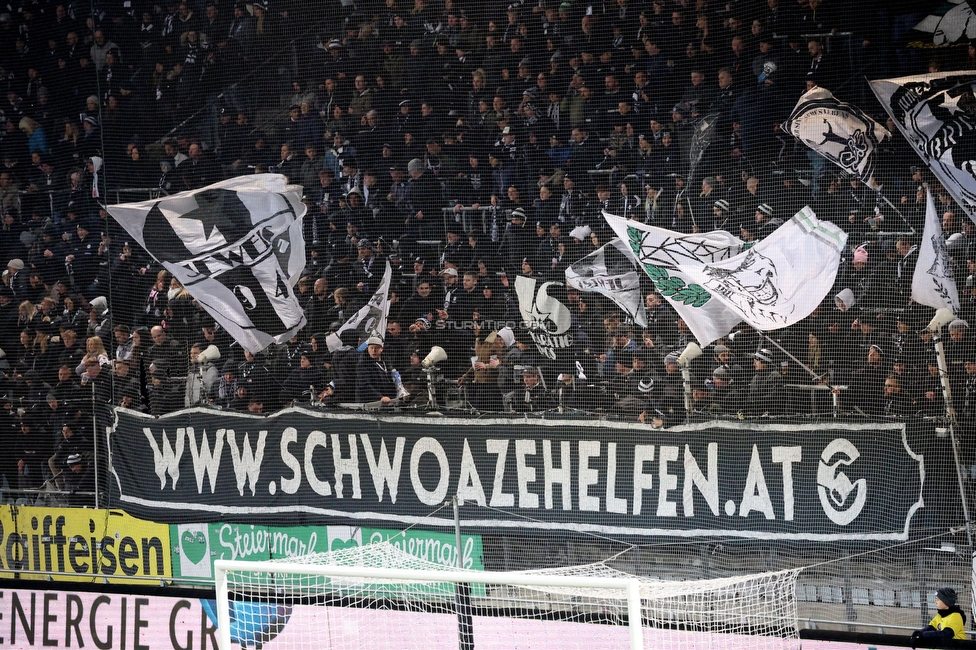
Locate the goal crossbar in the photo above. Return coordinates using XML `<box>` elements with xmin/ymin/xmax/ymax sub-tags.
<box><xmin>214</xmin><ymin>559</ymin><xmax>645</xmax><ymax>650</ymax></box>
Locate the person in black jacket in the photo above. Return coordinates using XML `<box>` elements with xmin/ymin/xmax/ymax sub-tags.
<box><xmin>282</xmin><ymin>349</ymin><xmax>326</xmax><ymax>405</ymax></box>
<box><xmin>48</xmin><ymin>420</ymin><xmax>88</xmax><ymax>489</ymax></box>
<box><xmin>324</xmin><ymin>330</ymin><xmax>362</xmax><ymax>404</ymax></box>
<box><xmin>64</xmin><ymin>452</ymin><xmax>96</xmax><ymax>506</ymax></box>
<box><xmin>355</xmin><ymin>335</ymin><xmax>397</xmax><ymax>404</ymax></box>
<box><xmin>16</xmin><ymin>416</ymin><xmax>52</xmax><ymax>489</ymax></box>
<box><xmin>505</xmin><ymin>365</ymin><xmax>555</xmax><ymax>412</ymax></box>
<box><xmin>748</xmin><ymin>348</ymin><xmax>785</xmax><ymax>415</ymax></box>
<box><xmin>403</xmin><ymin>157</ymin><xmax>444</xmax><ymax>244</ymax></box>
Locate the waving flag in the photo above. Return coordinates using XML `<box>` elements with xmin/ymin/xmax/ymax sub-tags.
<box><xmin>784</xmin><ymin>86</ymin><xmax>890</xmax><ymax>181</ymax></box>
<box><xmin>107</xmin><ymin>174</ymin><xmax>307</xmax><ymax>353</ymax></box>
<box><xmin>913</xmin><ymin>188</ymin><xmax>960</xmax><ymax>312</ymax></box>
<box><xmin>871</xmin><ymin>72</ymin><xmax>976</xmax><ymax>226</ymax></box>
<box><xmin>690</xmin><ymin>207</ymin><xmax>847</xmax><ymax>332</ymax></box>
<box><xmin>605</xmin><ymin>209</ymin><xmax>846</xmax><ymax>345</ymax></box>
<box><xmin>326</xmin><ymin>262</ymin><xmax>392</xmax><ymax>353</ymax></box>
<box><xmin>912</xmin><ymin>0</ymin><xmax>976</xmax><ymax>46</ymax></box>
<box><xmin>603</xmin><ymin>212</ymin><xmax>745</xmax><ymax>345</ymax></box>
<box><xmin>565</xmin><ymin>239</ymin><xmax>647</xmax><ymax>327</ymax></box>
<box><xmin>686</xmin><ymin>112</ymin><xmax>720</xmax><ymax>186</ymax></box>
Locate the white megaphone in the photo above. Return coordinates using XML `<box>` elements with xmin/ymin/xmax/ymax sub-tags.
<box><xmin>928</xmin><ymin>308</ymin><xmax>956</xmax><ymax>332</ymax></box>
<box><xmin>422</xmin><ymin>346</ymin><xmax>448</xmax><ymax>369</ymax></box>
<box><xmin>677</xmin><ymin>342</ymin><xmax>702</xmax><ymax>367</ymax></box>
<box><xmin>197</xmin><ymin>344</ymin><xmax>221</xmax><ymax>363</ymax></box>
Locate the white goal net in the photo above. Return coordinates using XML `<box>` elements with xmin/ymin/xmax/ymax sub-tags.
<box><xmin>214</xmin><ymin>542</ymin><xmax>800</xmax><ymax>650</ymax></box>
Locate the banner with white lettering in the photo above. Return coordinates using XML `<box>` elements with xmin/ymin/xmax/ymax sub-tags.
<box><xmin>108</xmin><ymin>409</ymin><xmax>927</xmax><ymax>541</ymax></box>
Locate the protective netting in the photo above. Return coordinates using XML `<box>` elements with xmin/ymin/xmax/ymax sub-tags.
<box><xmin>217</xmin><ymin>541</ymin><xmax>800</xmax><ymax>650</ymax></box>
<box><xmin>0</xmin><ymin>0</ymin><xmax>972</xmax><ymax>644</ymax></box>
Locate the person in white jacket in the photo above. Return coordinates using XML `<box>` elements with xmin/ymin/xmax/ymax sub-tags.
<box><xmin>184</xmin><ymin>342</ymin><xmax>221</xmax><ymax>407</ymax></box>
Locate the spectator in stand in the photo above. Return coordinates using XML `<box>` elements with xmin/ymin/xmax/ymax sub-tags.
<box><xmin>748</xmin><ymin>348</ymin><xmax>784</xmax><ymax>415</ymax></box>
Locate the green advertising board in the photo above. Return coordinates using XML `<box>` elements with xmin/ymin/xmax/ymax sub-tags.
<box><xmin>171</xmin><ymin>522</ymin><xmax>484</xmax><ymax>580</ymax></box>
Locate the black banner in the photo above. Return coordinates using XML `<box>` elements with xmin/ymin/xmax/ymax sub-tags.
<box><xmin>108</xmin><ymin>409</ymin><xmax>925</xmax><ymax>541</ymax></box>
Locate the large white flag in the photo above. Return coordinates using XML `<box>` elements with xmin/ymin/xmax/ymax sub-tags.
<box><xmin>565</xmin><ymin>239</ymin><xmax>647</xmax><ymax>327</ymax></box>
<box><xmin>912</xmin><ymin>188</ymin><xmax>960</xmax><ymax>312</ymax></box>
<box><xmin>107</xmin><ymin>174</ymin><xmax>307</xmax><ymax>353</ymax></box>
<box><xmin>784</xmin><ymin>86</ymin><xmax>890</xmax><ymax>182</ymax></box>
<box><xmin>687</xmin><ymin>207</ymin><xmax>847</xmax><ymax>331</ymax></box>
<box><xmin>603</xmin><ymin>212</ymin><xmax>745</xmax><ymax>345</ymax></box>
<box><xmin>325</xmin><ymin>261</ymin><xmax>392</xmax><ymax>352</ymax></box>
<box><xmin>870</xmin><ymin>72</ymin><xmax>976</xmax><ymax>225</ymax></box>
<box><xmin>605</xmin><ymin>209</ymin><xmax>846</xmax><ymax>345</ymax></box>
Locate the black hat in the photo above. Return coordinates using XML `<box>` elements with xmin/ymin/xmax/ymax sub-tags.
<box><xmin>937</xmin><ymin>587</ymin><xmax>958</xmax><ymax>607</ymax></box>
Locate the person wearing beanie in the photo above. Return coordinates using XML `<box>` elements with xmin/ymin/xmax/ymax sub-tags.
<box><xmin>506</xmin><ymin>365</ymin><xmax>554</xmax><ymax>413</ymax></box>
<box><xmin>748</xmin><ymin>348</ymin><xmax>784</xmax><ymax>415</ymax></box>
<box><xmin>355</xmin><ymin>335</ymin><xmax>398</xmax><ymax>405</ymax></box>
<box><xmin>708</xmin><ymin>365</ymin><xmax>739</xmax><ymax>414</ymax></box>
<box><xmin>712</xmin><ymin>199</ymin><xmax>731</xmax><ymax>230</ymax></box>
<box><xmin>911</xmin><ymin>587</ymin><xmax>966</xmax><ymax>641</ymax></box>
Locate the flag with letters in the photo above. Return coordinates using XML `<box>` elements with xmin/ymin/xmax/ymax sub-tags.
<box><xmin>784</xmin><ymin>86</ymin><xmax>890</xmax><ymax>181</ymax></box>
<box><xmin>871</xmin><ymin>72</ymin><xmax>976</xmax><ymax>226</ymax></box>
<box><xmin>326</xmin><ymin>262</ymin><xmax>392</xmax><ymax>353</ymax></box>
<box><xmin>107</xmin><ymin>174</ymin><xmax>307</xmax><ymax>353</ymax></box>
<box><xmin>565</xmin><ymin>239</ymin><xmax>647</xmax><ymax>327</ymax></box>
<box><xmin>912</xmin><ymin>188</ymin><xmax>960</xmax><ymax>312</ymax></box>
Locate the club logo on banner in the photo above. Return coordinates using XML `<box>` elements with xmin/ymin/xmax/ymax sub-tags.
<box><xmin>515</xmin><ymin>275</ymin><xmax>573</xmax><ymax>361</ymax></box>
<box><xmin>108</xmin><ymin>409</ymin><xmax>927</xmax><ymax>542</ymax></box>
<box><xmin>817</xmin><ymin>439</ymin><xmax>868</xmax><ymax>526</ymax></box>
<box><xmin>107</xmin><ymin>174</ymin><xmax>307</xmax><ymax>353</ymax></box>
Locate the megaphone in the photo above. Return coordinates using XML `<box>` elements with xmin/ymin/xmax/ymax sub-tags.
<box><xmin>928</xmin><ymin>308</ymin><xmax>956</xmax><ymax>332</ymax></box>
<box><xmin>422</xmin><ymin>346</ymin><xmax>448</xmax><ymax>369</ymax></box>
<box><xmin>677</xmin><ymin>342</ymin><xmax>702</xmax><ymax>367</ymax></box>
<box><xmin>198</xmin><ymin>345</ymin><xmax>221</xmax><ymax>363</ymax></box>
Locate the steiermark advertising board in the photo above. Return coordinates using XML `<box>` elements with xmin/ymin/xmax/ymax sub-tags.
<box><xmin>171</xmin><ymin>522</ymin><xmax>484</xmax><ymax>579</ymax></box>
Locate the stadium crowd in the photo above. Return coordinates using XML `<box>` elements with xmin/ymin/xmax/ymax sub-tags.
<box><xmin>0</xmin><ymin>0</ymin><xmax>967</xmax><ymax>496</ymax></box>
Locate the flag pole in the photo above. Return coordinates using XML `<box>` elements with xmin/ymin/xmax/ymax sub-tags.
<box><xmin>760</xmin><ymin>332</ymin><xmax>840</xmax><ymax>389</ymax></box>
<box><xmin>870</xmin><ymin>180</ymin><xmax>917</xmax><ymax>235</ymax></box>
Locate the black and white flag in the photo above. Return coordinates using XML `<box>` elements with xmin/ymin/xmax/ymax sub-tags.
<box><xmin>325</xmin><ymin>261</ymin><xmax>392</xmax><ymax>353</ymax></box>
<box><xmin>565</xmin><ymin>239</ymin><xmax>647</xmax><ymax>327</ymax></box>
<box><xmin>784</xmin><ymin>86</ymin><xmax>890</xmax><ymax>182</ymax></box>
<box><xmin>912</xmin><ymin>0</ymin><xmax>976</xmax><ymax>46</ymax></box>
<box><xmin>515</xmin><ymin>275</ymin><xmax>575</xmax><ymax>375</ymax></box>
<box><xmin>912</xmin><ymin>187</ymin><xmax>960</xmax><ymax>312</ymax></box>
<box><xmin>687</xmin><ymin>112</ymin><xmax>720</xmax><ymax>186</ymax></box>
<box><xmin>107</xmin><ymin>174</ymin><xmax>307</xmax><ymax>353</ymax></box>
<box><xmin>871</xmin><ymin>72</ymin><xmax>976</xmax><ymax>226</ymax></box>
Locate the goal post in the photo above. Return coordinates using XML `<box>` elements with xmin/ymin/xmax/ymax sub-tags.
<box><xmin>214</xmin><ymin>559</ymin><xmax>645</xmax><ymax>650</ymax></box>
<box><xmin>212</xmin><ymin>542</ymin><xmax>800</xmax><ymax>650</ymax></box>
